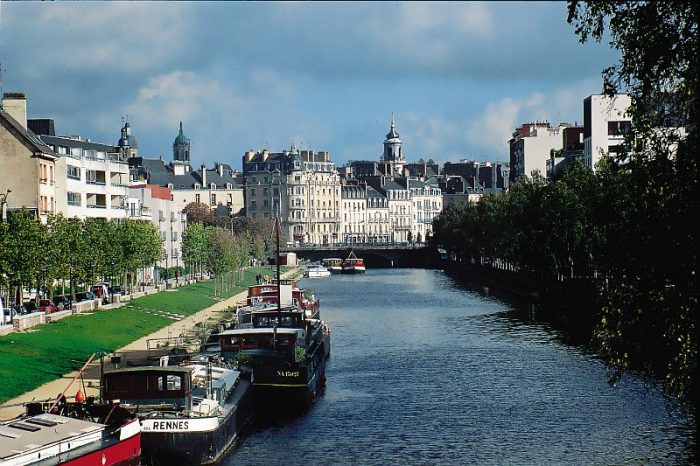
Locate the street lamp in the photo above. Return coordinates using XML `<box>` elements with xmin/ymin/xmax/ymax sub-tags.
<box><xmin>0</xmin><ymin>189</ymin><xmax>11</xmax><ymax>223</ymax></box>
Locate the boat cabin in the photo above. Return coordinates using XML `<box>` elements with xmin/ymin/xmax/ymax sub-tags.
<box><xmin>219</xmin><ymin>328</ymin><xmax>303</xmax><ymax>361</ymax></box>
<box><xmin>103</xmin><ymin>366</ymin><xmax>193</xmax><ymax>410</ymax></box>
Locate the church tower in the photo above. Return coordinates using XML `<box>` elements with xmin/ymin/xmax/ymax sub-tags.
<box><xmin>117</xmin><ymin>118</ymin><xmax>139</xmax><ymax>159</ymax></box>
<box><xmin>381</xmin><ymin>113</ymin><xmax>405</xmax><ymax>176</ymax></box>
<box><xmin>173</xmin><ymin>121</ymin><xmax>190</xmax><ymax>163</ymax></box>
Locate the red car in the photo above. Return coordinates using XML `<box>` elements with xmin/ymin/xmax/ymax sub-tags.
<box><xmin>37</xmin><ymin>299</ymin><xmax>58</xmax><ymax>314</ymax></box>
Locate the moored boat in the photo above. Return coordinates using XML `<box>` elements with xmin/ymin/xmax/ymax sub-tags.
<box><xmin>101</xmin><ymin>356</ymin><xmax>252</xmax><ymax>466</ymax></box>
<box><xmin>219</xmin><ymin>306</ymin><xmax>330</xmax><ymax>407</ymax></box>
<box><xmin>0</xmin><ymin>411</ymin><xmax>141</xmax><ymax>466</ymax></box>
<box><xmin>304</xmin><ymin>264</ymin><xmax>331</xmax><ymax>278</ymax></box>
<box><xmin>341</xmin><ymin>251</ymin><xmax>366</xmax><ymax>273</ymax></box>
<box><xmin>245</xmin><ymin>281</ymin><xmax>320</xmax><ymax>320</ymax></box>
<box><xmin>321</xmin><ymin>258</ymin><xmax>343</xmax><ymax>274</ymax></box>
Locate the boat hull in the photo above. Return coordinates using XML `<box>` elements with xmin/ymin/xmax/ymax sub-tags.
<box><xmin>341</xmin><ymin>266</ymin><xmax>366</xmax><ymax>273</ymax></box>
<box><xmin>140</xmin><ymin>379</ymin><xmax>252</xmax><ymax>466</ymax></box>
<box><xmin>63</xmin><ymin>431</ymin><xmax>141</xmax><ymax>466</ymax></box>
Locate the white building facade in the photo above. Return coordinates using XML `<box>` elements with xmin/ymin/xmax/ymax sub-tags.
<box><xmin>582</xmin><ymin>94</ymin><xmax>632</xmax><ymax>171</ymax></box>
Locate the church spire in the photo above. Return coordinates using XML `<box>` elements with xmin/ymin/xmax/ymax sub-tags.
<box><xmin>173</xmin><ymin>121</ymin><xmax>190</xmax><ymax>163</ymax></box>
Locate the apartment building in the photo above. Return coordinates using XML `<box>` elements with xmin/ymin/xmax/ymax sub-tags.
<box><xmin>129</xmin><ymin>184</ymin><xmax>186</xmax><ymax>276</ymax></box>
<box><xmin>33</xmin><ymin>129</ymin><xmax>131</xmax><ymax>220</ymax></box>
<box><xmin>0</xmin><ymin>93</ymin><xmax>57</xmax><ymax>222</ymax></box>
<box><xmin>243</xmin><ymin>146</ymin><xmax>340</xmax><ymax>245</ymax></box>
<box><xmin>582</xmin><ymin>94</ymin><xmax>632</xmax><ymax>171</ymax></box>
<box><xmin>509</xmin><ymin>121</ymin><xmax>566</xmax><ymax>183</ymax></box>
<box><xmin>340</xmin><ymin>184</ymin><xmax>366</xmax><ymax>244</ymax></box>
<box><xmin>365</xmin><ymin>185</ymin><xmax>390</xmax><ymax>243</ymax></box>
<box><xmin>409</xmin><ymin>179</ymin><xmax>442</xmax><ymax>243</ymax></box>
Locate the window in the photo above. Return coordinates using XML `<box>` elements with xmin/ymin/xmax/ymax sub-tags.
<box><xmin>211</xmin><ymin>194</ymin><xmax>216</xmax><ymax>205</ymax></box>
<box><xmin>608</xmin><ymin>120</ymin><xmax>631</xmax><ymax>136</ymax></box>
<box><xmin>66</xmin><ymin>165</ymin><xmax>80</xmax><ymax>180</ymax></box>
<box><xmin>67</xmin><ymin>192</ymin><xmax>81</xmax><ymax>206</ymax></box>
<box><xmin>195</xmin><ymin>194</ymin><xmax>201</xmax><ymax>203</ymax></box>
<box><xmin>251</xmin><ymin>188</ymin><xmax>256</xmax><ymax>197</ymax></box>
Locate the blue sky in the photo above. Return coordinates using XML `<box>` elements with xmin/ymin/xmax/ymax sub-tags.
<box><xmin>0</xmin><ymin>1</ymin><xmax>617</xmax><ymax>169</ymax></box>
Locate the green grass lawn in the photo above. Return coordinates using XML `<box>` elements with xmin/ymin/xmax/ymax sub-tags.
<box><xmin>0</xmin><ymin>266</ymin><xmax>284</xmax><ymax>404</ymax></box>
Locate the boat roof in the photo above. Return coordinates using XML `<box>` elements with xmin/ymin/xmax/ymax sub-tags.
<box><xmin>104</xmin><ymin>366</ymin><xmax>192</xmax><ymax>375</ymax></box>
<box><xmin>218</xmin><ymin>327</ymin><xmax>301</xmax><ymax>336</ymax></box>
<box><xmin>0</xmin><ymin>414</ymin><xmax>103</xmax><ymax>461</ymax></box>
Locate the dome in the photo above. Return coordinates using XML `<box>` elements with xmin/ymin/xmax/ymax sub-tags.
<box><xmin>386</xmin><ymin>127</ymin><xmax>400</xmax><ymax>140</ymax></box>
<box><xmin>385</xmin><ymin>113</ymin><xmax>400</xmax><ymax>140</ymax></box>
<box><xmin>173</xmin><ymin>121</ymin><xmax>189</xmax><ymax>146</ymax></box>
<box><xmin>118</xmin><ymin>121</ymin><xmax>138</xmax><ymax>148</ymax></box>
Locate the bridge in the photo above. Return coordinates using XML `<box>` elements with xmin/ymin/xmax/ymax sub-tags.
<box><xmin>283</xmin><ymin>244</ymin><xmax>438</xmax><ymax>268</ymax></box>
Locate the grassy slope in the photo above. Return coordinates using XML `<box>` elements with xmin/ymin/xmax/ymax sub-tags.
<box><xmin>0</xmin><ymin>266</ymin><xmax>281</xmax><ymax>403</ymax></box>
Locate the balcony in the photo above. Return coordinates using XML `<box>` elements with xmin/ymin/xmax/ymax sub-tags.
<box><xmin>87</xmin><ymin>204</ymin><xmax>107</xmax><ymax>209</ymax></box>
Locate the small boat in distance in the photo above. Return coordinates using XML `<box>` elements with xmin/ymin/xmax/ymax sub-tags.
<box><xmin>304</xmin><ymin>264</ymin><xmax>331</xmax><ymax>278</ymax></box>
<box><xmin>322</xmin><ymin>258</ymin><xmax>343</xmax><ymax>274</ymax></box>
<box><xmin>342</xmin><ymin>251</ymin><xmax>366</xmax><ymax>274</ymax></box>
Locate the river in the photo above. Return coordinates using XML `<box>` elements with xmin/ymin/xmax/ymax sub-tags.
<box><xmin>223</xmin><ymin>268</ymin><xmax>695</xmax><ymax>465</ymax></box>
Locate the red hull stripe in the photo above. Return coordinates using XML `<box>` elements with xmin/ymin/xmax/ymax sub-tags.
<box><xmin>63</xmin><ymin>433</ymin><xmax>141</xmax><ymax>466</ymax></box>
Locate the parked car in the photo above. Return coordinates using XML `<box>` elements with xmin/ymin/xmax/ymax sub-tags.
<box><xmin>75</xmin><ymin>292</ymin><xmax>96</xmax><ymax>302</ymax></box>
<box><xmin>20</xmin><ymin>301</ymin><xmax>38</xmax><ymax>314</ymax></box>
<box><xmin>37</xmin><ymin>299</ymin><xmax>58</xmax><ymax>314</ymax></box>
<box><xmin>52</xmin><ymin>295</ymin><xmax>73</xmax><ymax>311</ymax></box>
<box><xmin>1</xmin><ymin>297</ymin><xmax>13</xmax><ymax>324</ymax></box>
<box><xmin>108</xmin><ymin>285</ymin><xmax>123</xmax><ymax>296</ymax></box>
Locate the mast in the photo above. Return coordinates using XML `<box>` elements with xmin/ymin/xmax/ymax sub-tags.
<box><xmin>275</xmin><ymin>216</ymin><xmax>281</xmax><ymax>316</ymax></box>
<box><xmin>275</xmin><ymin>216</ymin><xmax>281</xmax><ymax>350</ymax></box>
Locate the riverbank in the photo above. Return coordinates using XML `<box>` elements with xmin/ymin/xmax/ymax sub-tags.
<box><xmin>0</xmin><ymin>268</ymin><xmax>301</xmax><ymax>419</ymax></box>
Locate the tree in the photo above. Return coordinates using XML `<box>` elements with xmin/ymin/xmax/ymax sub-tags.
<box><xmin>5</xmin><ymin>209</ymin><xmax>46</xmax><ymax>304</ymax></box>
<box><xmin>182</xmin><ymin>223</ymin><xmax>209</xmax><ymax>279</ymax></box>
<box><xmin>183</xmin><ymin>202</ymin><xmax>214</xmax><ymax>225</ymax></box>
<box><xmin>568</xmin><ymin>0</ymin><xmax>698</xmax><ymax>401</ymax></box>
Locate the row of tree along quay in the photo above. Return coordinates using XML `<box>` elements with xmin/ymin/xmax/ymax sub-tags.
<box><xmin>0</xmin><ymin>209</ymin><xmax>162</xmax><ymax>307</ymax></box>
<box><xmin>0</xmin><ymin>205</ymin><xmax>279</xmax><ymax>309</ymax></box>
<box><xmin>432</xmin><ymin>1</ymin><xmax>698</xmax><ymax>406</ymax></box>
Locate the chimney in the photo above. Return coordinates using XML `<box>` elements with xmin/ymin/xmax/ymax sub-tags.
<box><xmin>217</xmin><ymin>162</ymin><xmax>224</xmax><ymax>177</ymax></box>
<box><xmin>245</xmin><ymin>150</ymin><xmax>255</xmax><ymax>162</ymax></box>
<box><xmin>2</xmin><ymin>92</ymin><xmax>27</xmax><ymax>129</ymax></box>
<box><xmin>201</xmin><ymin>164</ymin><xmax>207</xmax><ymax>187</ymax></box>
<box><xmin>262</xmin><ymin>149</ymin><xmax>269</xmax><ymax>161</ymax></box>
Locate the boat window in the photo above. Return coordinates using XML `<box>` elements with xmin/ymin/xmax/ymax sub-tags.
<box><xmin>167</xmin><ymin>375</ymin><xmax>182</xmax><ymax>391</ymax></box>
<box><xmin>107</xmin><ymin>375</ymin><xmax>131</xmax><ymax>392</ymax></box>
<box><xmin>133</xmin><ymin>374</ymin><xmax>149</xmax><ymax>391</ymax></box>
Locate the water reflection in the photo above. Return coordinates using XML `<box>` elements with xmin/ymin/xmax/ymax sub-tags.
<box><xmin>219</xmin><ymin>269</ymin><xmax>695</xmax><ymax>465</ymax></box>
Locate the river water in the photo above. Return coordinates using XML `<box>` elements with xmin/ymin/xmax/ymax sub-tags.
<box><xmin>223</xmin><ymin>268</ymin><xmax>695</xmax><ymax>465</ymax></box>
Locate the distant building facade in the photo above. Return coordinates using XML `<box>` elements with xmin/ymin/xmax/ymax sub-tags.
<box><xmin>242</xmin><ymin>146</ymin><xmax>340</xmax><ymax>245</ymax></box>
<box><xmin>0</xmin><ymin>93</ymin><xmax>58</xmax><ymax>223</ymax></box>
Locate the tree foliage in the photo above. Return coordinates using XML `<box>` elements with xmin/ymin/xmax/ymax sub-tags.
<box><xmin>0</xmin><ymin>214</ymin><xmax>162</xmax><ymax>304</ymax></box>
<box><xmin>567</xmin><ymin>0</ymin><xmax>698</xmax><ymax>403</ymax></box>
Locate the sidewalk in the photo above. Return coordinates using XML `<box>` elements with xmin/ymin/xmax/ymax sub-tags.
<box><xmin>0</xmin><ymin>269</ymin><xmax>300</xmax><ymax>420</ymax></box>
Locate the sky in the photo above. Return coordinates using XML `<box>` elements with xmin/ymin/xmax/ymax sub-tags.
<box><xmin>0</xmin><ymin>1</ymin><xmax>618</xmax><ymax>170</ymax></box>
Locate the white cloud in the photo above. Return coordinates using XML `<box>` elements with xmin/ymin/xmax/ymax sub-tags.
<box><xmin>466</xmin><ymin>81</ymin><xmax>599</xmax><ymax>158</ymax></box>
<box><xmin>10</xmin><ymin>2</ymin><xmax>191</xmax><ymax>72</ymax></box>
<box><xmin>466</xmin><ymin>98</ymin><xmax>521</xmax><ymax>155</ymax></box>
